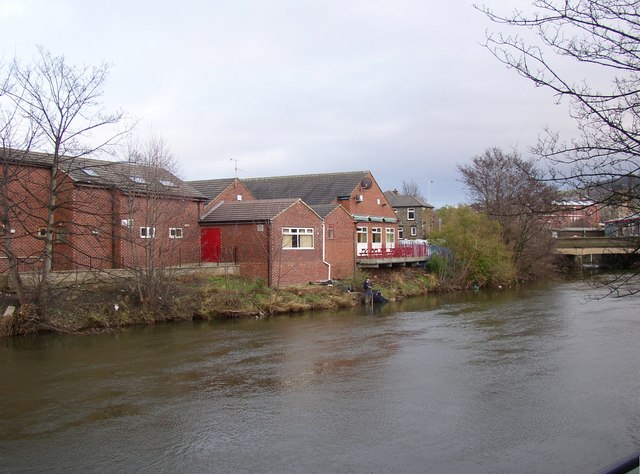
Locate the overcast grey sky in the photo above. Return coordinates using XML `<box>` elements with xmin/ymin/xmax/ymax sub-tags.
<box><xmin>0</xmin><ymin>0</ymin><xmax>578</xmax><ymax>207</ymax></box>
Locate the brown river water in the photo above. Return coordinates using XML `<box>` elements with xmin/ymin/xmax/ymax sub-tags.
<box><xmin>0</xmin><ymin>281</ymin><xmax>638</xmax><ymax>473</ymax></box>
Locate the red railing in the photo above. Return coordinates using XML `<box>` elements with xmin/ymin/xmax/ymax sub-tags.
<box><xmin>358</xmin><ymin>241</ymin><xmax>429</xmax><ymax>259</ymax></box>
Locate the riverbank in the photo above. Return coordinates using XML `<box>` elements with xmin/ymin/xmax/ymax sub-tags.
<box><xmin>0</xmin><ymin>268</ymin><xmax>443</xmax><ymax>337</ymax></box>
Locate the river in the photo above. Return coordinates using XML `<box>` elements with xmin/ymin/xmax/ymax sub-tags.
<box><xmin>0</xmin><ymin>281</ymin><xmax>638</xmax><ymax>473</ymax></box>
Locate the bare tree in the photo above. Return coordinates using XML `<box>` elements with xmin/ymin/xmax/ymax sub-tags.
<box><xmin>0</xmin><ymin>47</ymin><xmax>126</xmax><ymax>309</ymax></box>
<box><xmin>401</xmin><ymin>180</ymin><xmax>426</xmax><ymax>201</ymax></box>
<box><xmin>119</xmin><ymin>134</ymin><xmax>184</xmax><ymax>310</ymax></box>
<box><xmin>477</xmin><ymin>0</ymin><xmax>640</xmax><ymax>292</ymax></box>
<box><xmin>459</xmin><ymin>147</ymin><xmax>559</xmax><ymax>280</ymax></box>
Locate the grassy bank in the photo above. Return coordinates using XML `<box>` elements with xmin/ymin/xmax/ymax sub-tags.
<box><xmin>0</xmin><ymin>268</ymin><xmax>444</xmax><ymax>337</ymax></box>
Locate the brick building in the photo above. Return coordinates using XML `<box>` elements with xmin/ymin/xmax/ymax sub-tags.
<box><xmin>200</xmin><ymin>199</ymin><xmax>329</xmax><ymax>287</ymax></box>
<box><xmin>0</xmin><ymin>149</ymin><xmax>206</xmax><ymax>274</ymax></box>
<box><xmin>241</xmin><ymin>171</ymin><xmax>398</xmax><ymax>274</ymax></box>
<box><xmin>547</xmin><ymin>200</ymin><xmax>601</xmax><ymax>229</ymax></box>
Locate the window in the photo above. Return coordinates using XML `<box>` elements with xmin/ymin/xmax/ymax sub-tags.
<box><xmin>140</xmin><ymin>227</ymin><xmax>155</xmax><ymax>239</ymax></box>
<box><xmin>327</xmin><ymin>224</ymin><xmax>335</xmax><ymax>240</ymax></box>
<box><xmin>256</xmin><ymin>224</ymin><xmax>264</xmax><ymax>232</ymax></box>
<box><xmin>357</xmin><ymin>226</ymin><xmax>368</xmax><ymax>244</ymax></box>
<box><xmin>56</xmin><ymin>228</ymin><xmax>69</xmax><ymax>243</ymax></box>
<box><xmin>169</xmin><ymin>227</ymin><xmax>183</xmax><ymax>239</ymax></box>
<box><xmin>410</xmin><ymin>226</ymin><xmax>417</xmax><ymax>237</ymax></box>
<box><xmin>386</xmin><ymin>228</ymin><xmax>395</xmax><ymax>246</ymax></box>
<box><xmin>407</xmin><ymin>208</ymin><xmax>416</xmax><ymax>220</ymax></box>
<box><xmin>130</xmin><ymin>176</ymin><xmax>147</xmax><ymax>184</ymax></box>
<box><xmin>282</xmin><ymin>228</ymin><xmax>314</xmax><ymax>249</ymax></box>
<box><xmin>372</xmin><ymin>227</ymin><xmax>382</xmax><ymax>244</ymax></box>
<box><xmin>159</xmin><ymin>179</ymin><xmax>178</xmax><ymax>187</ymax></box>
<box><xmin>82</xmin><ymin>168</ymin><xmax>99</xmax><ymax>177</ymax></box>
<box><xmin>37</xmin><ymin>227</ymin><xmax>49</xmax><ymax>238</ymax></box>
<box><xmin>121</xmin><ymin>218</ymin><xmax>133</xmax><ymax>228</ymax></box>
<box><xmin>398</xmin><ymin>226</ymin><xmax>404</xmax><ymax>239</ymax></box>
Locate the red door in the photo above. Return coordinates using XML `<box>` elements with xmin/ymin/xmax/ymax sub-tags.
<box><xmin>201</xmin><ymin>228</ymin><xmax>221</xmax><ymax>262</ymax></box>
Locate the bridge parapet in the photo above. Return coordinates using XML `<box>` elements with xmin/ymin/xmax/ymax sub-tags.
<box><xmin>555</xmin><ymin>236</ymin><xmax>640</xmax><ymax>255</ymax></box>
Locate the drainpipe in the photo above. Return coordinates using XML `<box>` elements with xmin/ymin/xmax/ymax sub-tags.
<box><xmin>322</xmin><ymin>221</ymin><xmax>331</xmax><ymax>281</ymax></box>
<box><xmin>111</xmin><ymin>187</ymin><xmax>117</xmax><ymax>269</ymax></box>
<box><xmin>267</xmin><ymin>220</ymin><xmax>272</xmax><ymax>287</ymax></box>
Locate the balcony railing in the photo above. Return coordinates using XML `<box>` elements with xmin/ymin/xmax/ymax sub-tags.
<box><xmin>358</xmin><ymin>241</ymin><xmax>430</xmax><ymax>259</ymax></box>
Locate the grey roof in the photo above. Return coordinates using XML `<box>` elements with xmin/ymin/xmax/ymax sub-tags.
<box><xmin>187</xmin><ymin>178</ymin><xmax>236</xmax><ymax>200</ymax></box>
<box><xmin>243</xmin><ymin>171</ymin><xmax>371</xmax><ymax>205</ymax></box>
<box><xmin>383</xmin><ymin>191</ymin><xmax>433</xmax><ymax>208</ymax></box>
<box><xmin>200</xmin><ymin>198</ymin><xmax>302</xmax><ymax>224</ymax></box>
<box><xmin>2</xmin><ymin>149</ymin><xmax>206</xmax><ymax>200</ymax></box>
<box><xmin>310</xmin><ymin>203</ymin><xmax>344</xmax><ymax>219</ymax></box>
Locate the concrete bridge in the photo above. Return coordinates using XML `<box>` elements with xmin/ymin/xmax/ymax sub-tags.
<box><xmin>555</xmin><ymin>236</ymin><xmax>640</xmax><ymax>255</ymax></box>
<box><xmin>554</xmin><ymin>236</ymin><xmax>640</xmax><ymax>267</ymax></box>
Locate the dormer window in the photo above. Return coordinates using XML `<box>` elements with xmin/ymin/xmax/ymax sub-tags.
<box><xmin>130</xmin><ymin>176</ymin><xmax>147</xmax><ymax>184</ymax></box>
<box><xmin>82</xmin><ymin>168</ymin><xmax>99</xmax><ymax>177</ymax></box>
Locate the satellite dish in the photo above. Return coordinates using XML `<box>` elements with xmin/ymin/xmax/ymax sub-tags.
<box><xmin>361</xmin><ymin>177</ymin><xmax>373</xmax><ymax>189</ymax></box>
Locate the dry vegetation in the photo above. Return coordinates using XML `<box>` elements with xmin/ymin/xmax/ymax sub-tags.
<box><xmin>0</xmin><ymin>268</ymin><xmax>443</xmax><ymax>337</ymax></box>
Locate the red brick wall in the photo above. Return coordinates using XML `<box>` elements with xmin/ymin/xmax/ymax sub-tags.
<box><xmin>204</xmin><ymin>201</ymin><xmax>329</xmax><ymax>287</ymax></box>
<box><xmin>53</xmin><ymin>183</ymin><xmax>115</xmax><ymax>270</ymax></box>
<box><xmin>205</xmin><ymin>222</ymin><xmax>270</xmax><ymax>282</ymax></box>
<box><xmin>324</xmin><ymin>206</ymin><xmax>356</xmax><ymax>280</ymax></box>
<box><xmin>337</xmin><ymin>172</ymin><xmax>399</xmax><ymax>251</ymax></box>
<box><xmin>547</xmin><ymin>204</ymin><xmax>601</xmax><ymax>228</ymax></box>
<box><xmin>0</xmin><ymin>163</ymin><xmax>51</xmax><ymax>273</ymax></box>
<box><xmin>270</xmin><ymin>201</ymin><xmax>329</xmax><ymax>287</ymax></box>
<box><xmin>115</xmin><ymin>193</ymin><xmax>201</xmax><ymax>269</ymax></box>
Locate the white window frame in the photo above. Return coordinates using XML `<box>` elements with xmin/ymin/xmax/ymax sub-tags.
<box><xmin>357</xmin><ymin>226</ymin><xmax>368</xmax><ymax>244</ymax></box>
<box><xmin>140</xmin><ymin>226</ymin><xmax>156</xmax><ymax>239</ymax></box>
<box><xmin>169</xmin><ymin>227</ymin><xmax>183</xmax><ymax>239</ymax></box>
<box><xmin>372</xmin><ymin>227</ymin><xmax>382</xmax><ymax>244</ymax></box>
<box><xmin>386</xmin><ymin>228</ymin><xmax>395</xmax><ymax>247</ymax></box>
<box><xmin>407</xmin><ymin>208</ymin><xmax>416</xmax><ymax>220</ymax></box>
<box><xmin>410</xmin><ymin>226</ymin><xmax>417</xmax><ymax>237</ymax></box>
<box><xmin>282</xmin><ymin>227</ymin><xmax>314</xmax><ymax>249</ymax></box>
<box><xmin>398</xmin><ymin>226</ymin><xmax>404</xmax><ymax>239</ymax></box>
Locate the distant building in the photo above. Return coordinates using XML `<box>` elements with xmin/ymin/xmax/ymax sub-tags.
<box><xmin>603</xmin><ymin>213</ymin><xmax>640</xmax><ymax>237</ymax></box>
<box><xmin>547</xmin><ymin>200</ymin><xmax>601</xmax><ymax>229</ymax></box>
<box><xmin>383</xmin><ymin>190</ymin><xmax>434</xmax><ymax>239</ymax></box>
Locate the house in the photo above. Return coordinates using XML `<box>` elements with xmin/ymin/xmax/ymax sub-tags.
<box><xmin>199</xmin><ymin>198</ymin><xmax>329</xmax><ymax>287</ymax></box>
<box><xmin>0</xmin><ymin>149</ymin><xmax>206</xmax><ymax>274</ymax></box>
<box><xmin>383</xmin><ymin>190</ymin><xmax>435</xmax><ymax>239</ymax></box>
